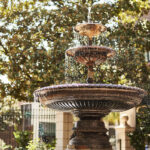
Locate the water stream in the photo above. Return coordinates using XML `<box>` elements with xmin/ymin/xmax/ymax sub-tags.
<box><xmin>87</xmin><ymin>6</ymin><xmax>92</xmax><ymax>23</ymax></box>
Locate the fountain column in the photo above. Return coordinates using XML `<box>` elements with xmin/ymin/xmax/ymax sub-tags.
<box><xmin>66</xmin><ymin>111</ymin><xmax>112</xmax><ymax>150</ymax></box>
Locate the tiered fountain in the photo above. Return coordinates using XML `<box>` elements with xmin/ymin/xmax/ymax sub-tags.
<box><xmin>34</xmin><ymin>20</ymin><xmax>146</xmax><ymax>149</ymax></box>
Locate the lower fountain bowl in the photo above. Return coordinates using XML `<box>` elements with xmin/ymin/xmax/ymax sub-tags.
<box><xmin>34</xmin><ymin>83</ymin><xmax>146</xmax><ymax>113</ymax></box>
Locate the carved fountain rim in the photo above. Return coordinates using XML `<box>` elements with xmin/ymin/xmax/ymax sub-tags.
<box><xmin>34</xmin><ymin>83</ymin><xmax>146</xmax><ymax>96</ymax></box>
<box><xmin>66</xmin><ymin>46</ymin><xmax>116</xmax><ymax>57</ymax></box>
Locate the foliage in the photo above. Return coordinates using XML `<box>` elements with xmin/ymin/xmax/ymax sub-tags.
<box><xmin>13</xmin><ymin>129</ymin><xmax>32</xmax><ymax>150</ymax></box>
<box><xmin>103</xmin><ymin>112</ymin><xmax>120</xmax><ymax>125</ymax></box>
<box><xmin>0</xmin><ymin>0</ymin><xmax>149</xmax><ymax>103</ymax></box>
<box><xmin>0</xmin><ymin>97</ymin><xmax>21</xmax><ymax>131</ymax></box>
<box><xmin>26</xmin><ymin>139</ymin><xmax>56</xmax><ymax>150</ymax></box>
<box><xmin>0</xmin><ymin>141</ymin><xmax>12</xmax><ymax>150</ymax></box>
<box><xmin>128</xmin><ymin>106</ymin><xmax>150</xmax><ymax>150</ymax></box>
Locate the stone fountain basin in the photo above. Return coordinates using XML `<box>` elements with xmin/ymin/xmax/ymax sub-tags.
<box><xmin>74</xmin><ymin>23</ymin><xmax>106</xmax><ymax>38</ymax></box>
<box><xmin>66</xmin><ymin>46</ymin><xmax>116</xmax><ymax>65</ymax></box>
<box><xmin>34</xmin><ymin>83</ymin><xmax>146</xmax><ymax>113</ymax></box>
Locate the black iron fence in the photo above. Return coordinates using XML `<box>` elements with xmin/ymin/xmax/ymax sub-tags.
<box><xmin>0</xmin><ymin>105</ymin><xmax>56</xmax><ymax>148</ymax></box>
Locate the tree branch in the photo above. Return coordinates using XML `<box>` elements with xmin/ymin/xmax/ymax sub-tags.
<box><xmin>0</xmin><ymin>41</ymin><xmax>9</xmax><ymax>55</ymax></box>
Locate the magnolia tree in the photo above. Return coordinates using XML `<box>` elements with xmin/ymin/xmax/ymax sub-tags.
<box><xmin>0</xmin><ymin>0</ymin><xmax>150</xmax><ymax>102</ymax></box>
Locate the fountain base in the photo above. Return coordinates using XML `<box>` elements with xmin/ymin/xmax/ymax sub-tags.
<box><xmin>66</xmin><ymin>110</ymin><xmax>112</xmax><ymax>150</ymax></box>
<box><xmin>34</xmin><ymin>83</ymin><xmax>146</xmax><ymax>149</ymax></box>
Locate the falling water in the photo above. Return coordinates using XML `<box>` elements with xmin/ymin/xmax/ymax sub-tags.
<box><xmin>65</xmin><ymin>49</ymin><xmax>87</xmax><ymax>84</ymax></box>
<box><xmin>74</xmin><ymin>31</ymin><xmax>81</xmax><ymax>47</ymax></box>
<box><xmin>65</xmin><ymin>53</ymin><xmax>69</xmax><ymax>83</ymax></box>
<box><xmin>65</xmin><ymin>28</ymin><xmax>81</xmax><ymax>83</ymax></box>
<box><xmin>87</xmin><ymin>6</ymin><xmax>92</xmax><ymax>23</ymax></box>
<box><xmin>65</xmin><ymin>52</ymin><xmax>77</xmax><ymax>83</ymax></box>
<box><xmin>65</xmin><ymin>6</ymin><xmax>94</xmax><ymax>83</ymax></box>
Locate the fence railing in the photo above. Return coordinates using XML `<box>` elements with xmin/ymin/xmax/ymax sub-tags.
<box><xmin>0</xmin><ymin>105</ymin><xmax>56</xmax><ymax>148</ymax></box>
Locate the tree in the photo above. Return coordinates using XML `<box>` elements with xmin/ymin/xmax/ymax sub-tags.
<box><xmin>13</xmin><ymin>129</ymin><xmax>32</xmax><ymax>150</ymax></box>
<box><xmin>103</xmin><ymin>112</ymin><xmax>120</xmax><ymax>125</ymax></box>
<box><xmin>0</xmin><ymin>0</ymin><xmax>149</xmax><ymax>103</ymax></box>
<box><xmin>0</xmin><ymin>97</ymin><xmax>20</xmax><ymax>131</ymax></box>
<box><xmin>128</xmin><ymin>106</ymin><xmax>150</xmax><ymax>150</ymax></box>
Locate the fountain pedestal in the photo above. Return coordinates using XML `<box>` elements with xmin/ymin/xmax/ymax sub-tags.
<box><xmin>67</xmin><ymin>111</ymin><xmax>112</xmax><ymax>150</ymax></box>
<box><xmin>34</xmin><ymin>83</ymin><xmax>146</xmax><ymax>150</ymax></box>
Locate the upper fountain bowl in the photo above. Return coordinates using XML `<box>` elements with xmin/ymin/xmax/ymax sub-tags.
<box><xmin>34</xmin><ymin>83</ymin><xmax>146</xmax><ymax>114</ymax></box>
<box><xmin>75</xmin><ymin>23</ymin><xmax>106</xmax><ymax>39</ymax></box>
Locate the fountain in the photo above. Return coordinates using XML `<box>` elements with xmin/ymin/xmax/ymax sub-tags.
<box><xmin>34</xmin><ymin>15</ymin><xmax>146</xmax><ymax>150</ymax></box>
